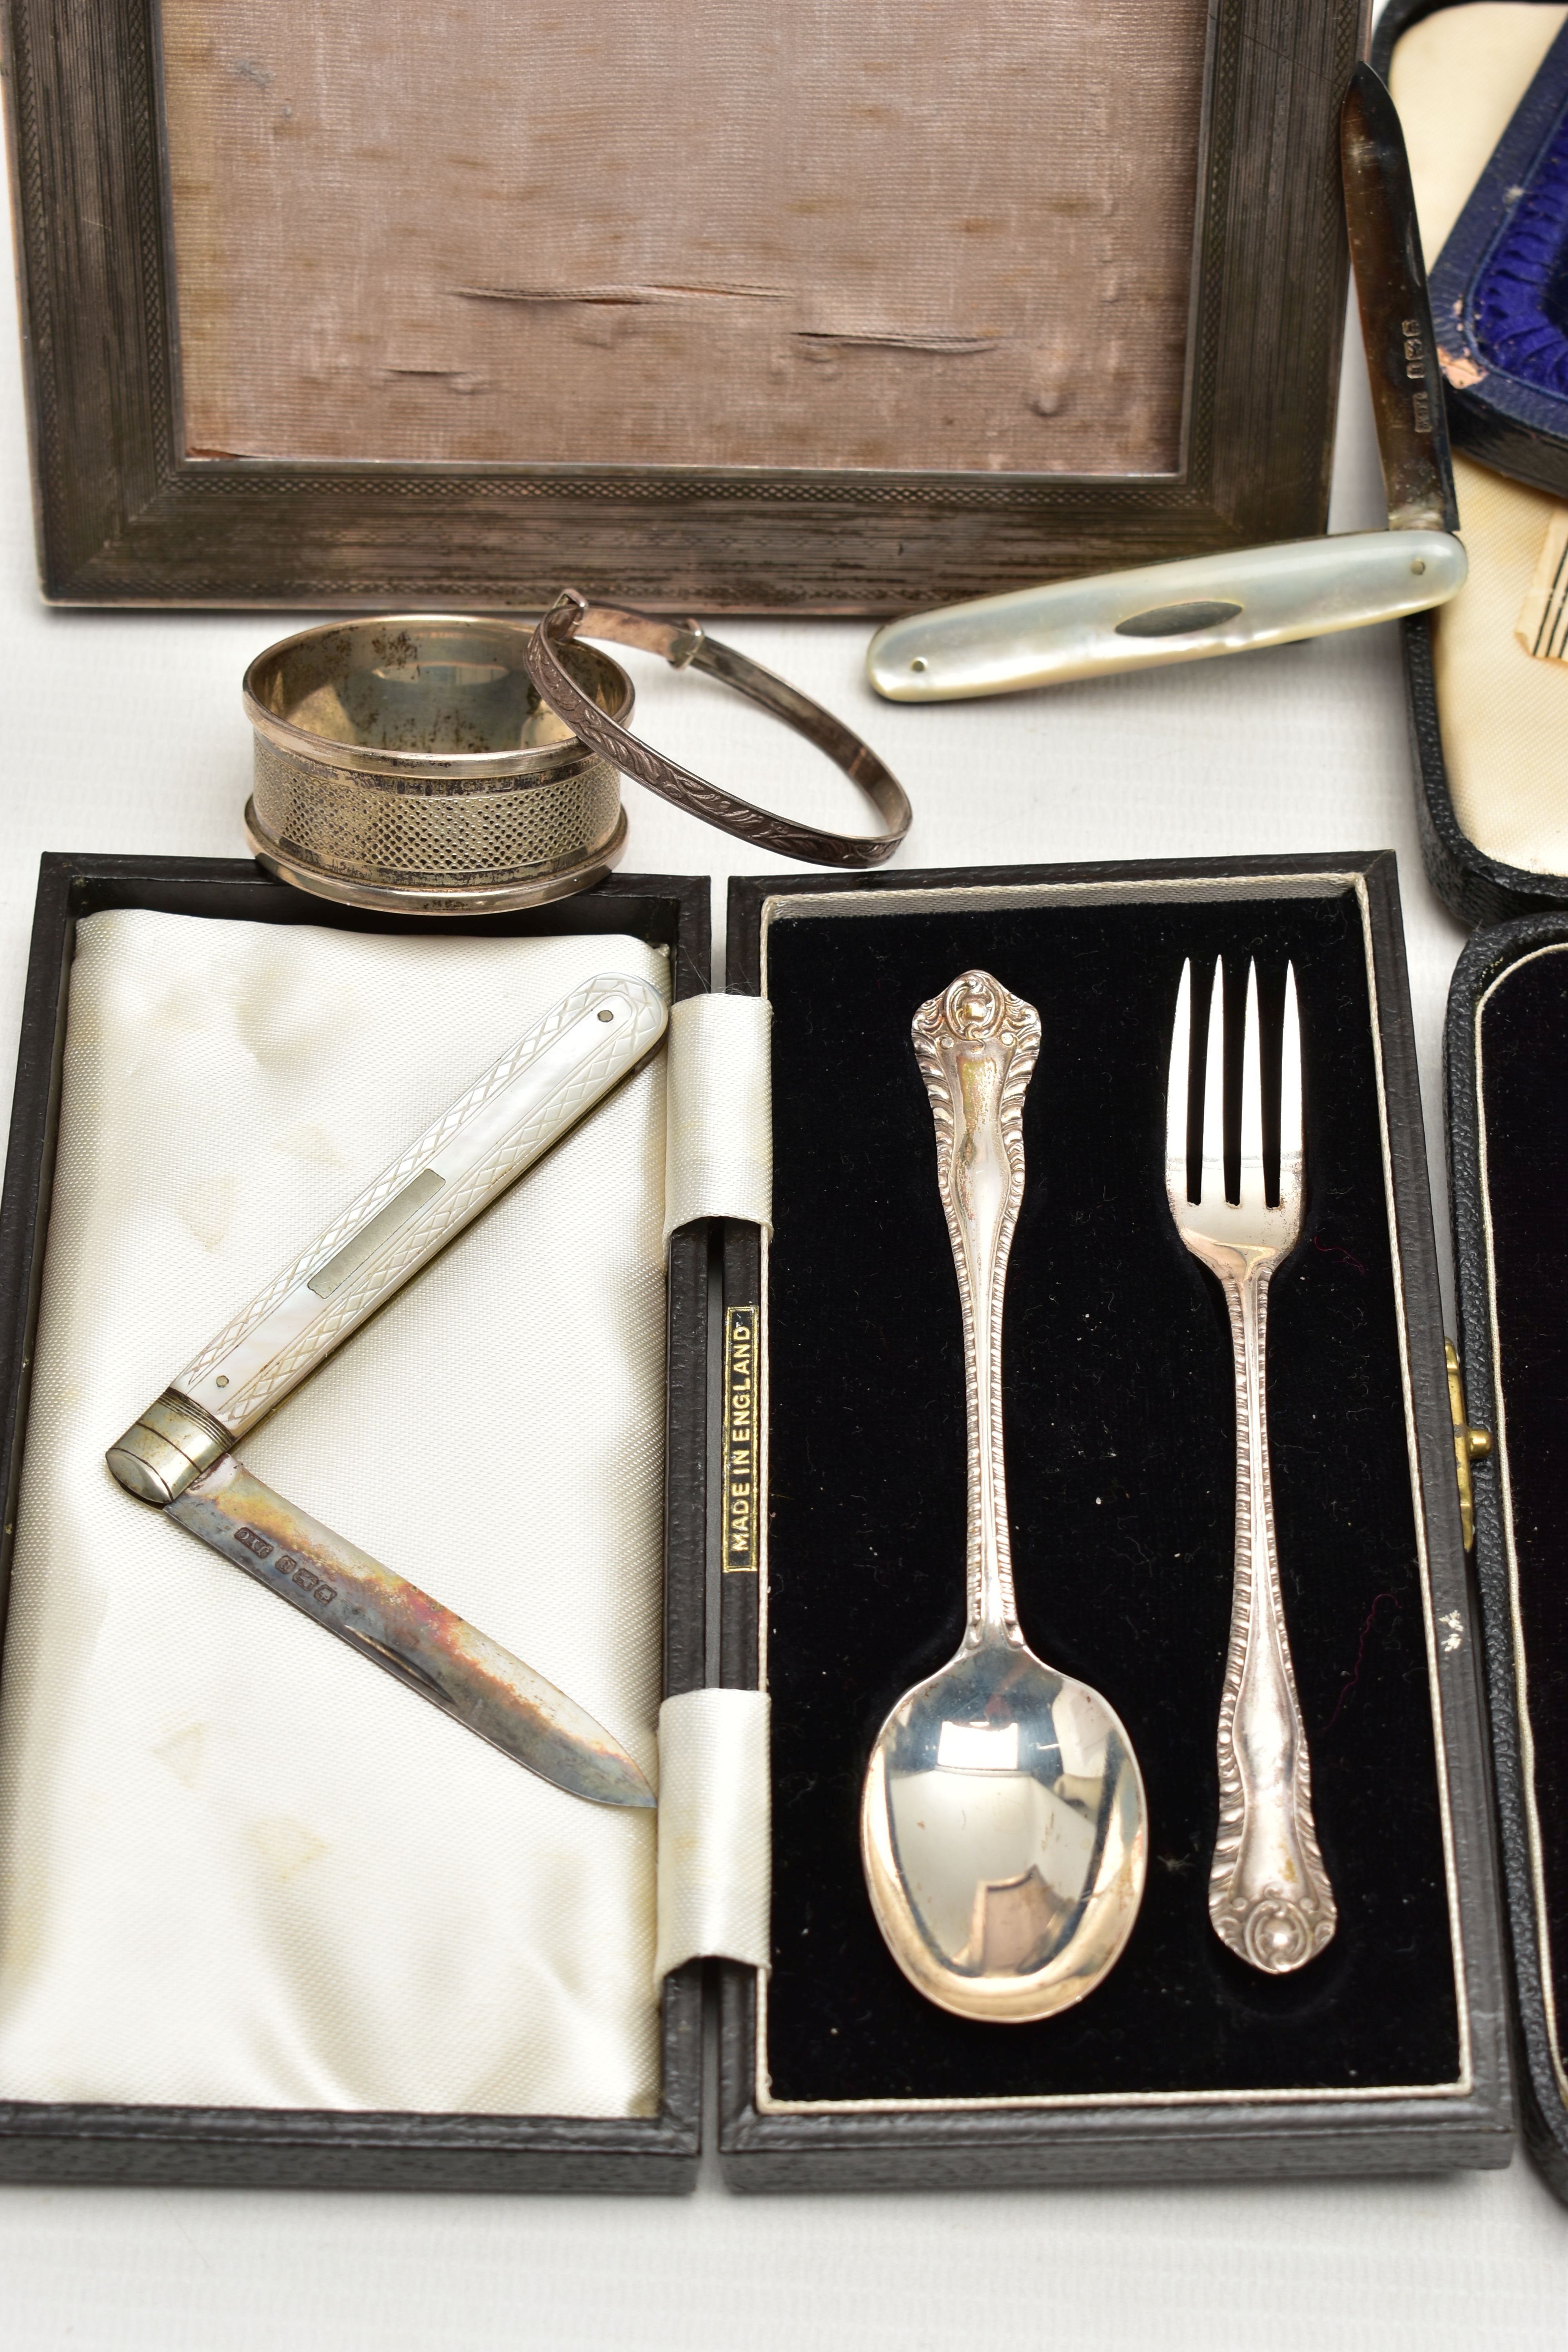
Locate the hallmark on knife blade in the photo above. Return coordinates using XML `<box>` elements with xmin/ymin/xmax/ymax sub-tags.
<box><xmin>236</xmin><ymin>1521</ymin><xmax>336</xmax><ymax>1604</ymax></box>
<box><xmin>279</xmin><ymin>1553</ymin><xmax>337</xmax><ymax>1606</ymax></box>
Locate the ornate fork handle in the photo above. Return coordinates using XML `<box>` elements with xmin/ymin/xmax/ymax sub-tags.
<box><xmin>1185</xmin><ymin>1233</ymin><xmax>1337</xmax><ymax>1974</ymax></box>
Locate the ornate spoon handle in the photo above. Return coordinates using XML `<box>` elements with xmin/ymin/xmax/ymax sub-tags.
<box><xmin>1203</xmin><ymin>1247</ymin><xmax>1338</xmax><ymax>1974</ymax></box>
<box><xmin>911</xmin><ymin>971</ymin><xmax>1041</xmax><ymax>1643</ymax></box>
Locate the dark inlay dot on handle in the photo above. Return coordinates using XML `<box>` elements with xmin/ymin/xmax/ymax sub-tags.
<box><xmin>1114</xmin><ymin>599</ymin><xmax>1244</xmax><ymax>639</ymax></box>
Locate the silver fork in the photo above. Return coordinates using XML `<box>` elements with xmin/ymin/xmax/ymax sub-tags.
<box><xmin>1165</xmin><ymin>958</ymin><xmax>1337</xmax><ymax>1975</ymax></box>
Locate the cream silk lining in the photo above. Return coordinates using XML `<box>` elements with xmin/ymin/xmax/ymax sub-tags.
<box><xmin>1394</xmin><ymin>5</ymin><xmax>1568</xmax><ymax>879</ymax></box>
<box><xmin>0</xmin><ymin>912</ymin><xmax>670</xmax><ymax>2116</ymax></box>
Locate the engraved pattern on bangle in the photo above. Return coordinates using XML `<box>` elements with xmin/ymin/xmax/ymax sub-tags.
<box><xmin>524</xmin><ymin>592</ymin><xmax>911</xmax><ymax>868</ymax></box>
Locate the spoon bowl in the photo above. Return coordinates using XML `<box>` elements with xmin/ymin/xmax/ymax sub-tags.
<box><xmin>862</xmin><ymin>1632</ymin><xmax>1146</xmax><ymax>2021</ymax></box>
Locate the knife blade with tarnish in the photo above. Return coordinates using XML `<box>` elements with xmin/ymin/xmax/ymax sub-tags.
<box><xmin>1340</xmin><ymin>58</ymin><xmax>1460</xmax><ymax>535</ymax></box>
<box><xmin>865</xmin><ymin>63</ymin><xmax>1467</xmax><ymax>701</ymax></box>
<box><xmin>107</xmin><ymin>972</ymin><xmax>667</xmax><ymax>1810</ymax></box>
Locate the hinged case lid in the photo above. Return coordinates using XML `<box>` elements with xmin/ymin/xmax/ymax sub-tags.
<box><xmin>1446</xmin><ymin>911</ymin><xmax>1568</xmax><ymax>2201</ymax></box>
<box><xmin>1379</xmin><ymin>0</ymin><xmax>1568</xmax><ymax>925</ymax></box>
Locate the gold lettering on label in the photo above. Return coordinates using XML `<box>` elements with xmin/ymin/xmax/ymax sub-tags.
<box><xmin>722</xmin><ymin>1305</ymin><xmax>759</xmax><ymax>1573</ymax></box>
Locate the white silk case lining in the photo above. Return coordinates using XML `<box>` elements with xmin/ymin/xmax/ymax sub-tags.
<box><xmin>0</xmin><ymin>910</ymin><xmax>681</xmax><ymax>2118</ymax></box>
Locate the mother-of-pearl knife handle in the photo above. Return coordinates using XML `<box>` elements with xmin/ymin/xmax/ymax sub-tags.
<box><xmin>109</xmin><ymin>973</ymin><xmax>667</xmax><ymax>1504</ymax></box>
<box><xmin>865</xmin><ymin>528</ymin><xmax>1467</xmax><ymax>701</ymax></box>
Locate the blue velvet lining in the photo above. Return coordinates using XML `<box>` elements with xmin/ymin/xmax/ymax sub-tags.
<box><xmin>1474</xmin><ymin>109</ymin><xmax>1568</xmax><ymax>395</ymax></box>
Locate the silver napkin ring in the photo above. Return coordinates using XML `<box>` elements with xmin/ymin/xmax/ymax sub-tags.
<box><xmin>243</xmin><ymin>614</ymin><xmax>637</xmax><ymax>916</ymax></box>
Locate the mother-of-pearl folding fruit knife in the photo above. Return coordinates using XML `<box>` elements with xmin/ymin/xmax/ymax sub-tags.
<box><xmin>866</xmin><ymin>65</ymin><xmax>1466</xmax><ymax>702</ymax></box>
<box><xmin>107</xmin><ymin>972</ymin><xmax>667</xmax><ymax>1810</ymax></box>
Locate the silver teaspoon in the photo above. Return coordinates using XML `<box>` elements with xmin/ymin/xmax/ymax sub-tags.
<box><xmin>860</xmin><ymin>971</ymin><xmax>1148</xmax><ymax>2023</ymax></box>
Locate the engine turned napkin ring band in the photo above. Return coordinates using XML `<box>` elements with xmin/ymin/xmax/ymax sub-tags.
<box><xmin>524</xmin><ymin>589</ymin><xmax>912</xmax><ymax>869</ymax></box>
<box><xmin>243</xmin><ymin>615</ymin><xmax>637</xmax><ymax>916</ymax></box>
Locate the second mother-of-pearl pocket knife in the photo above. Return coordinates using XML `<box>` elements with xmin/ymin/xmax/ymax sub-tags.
<box><xmin>866</xmin><ymin>64</ymin><xmax>1466</xmax><ymax>702</ymax></box>
<box><xmin>107</xmin><ymin>973</ymin><xmax>667</xmax><ymax>1810</ymax></box>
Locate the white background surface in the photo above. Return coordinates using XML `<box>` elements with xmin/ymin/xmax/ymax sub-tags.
<box><xmin>2</xmin><ymin>73</ymin><xmax>1567</xmax><ymax>2352</ymax></box>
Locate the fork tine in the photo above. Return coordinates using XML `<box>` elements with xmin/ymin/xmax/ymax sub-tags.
<box><xmin>1166</xmin><ymin>960</ymin><xmax>1191</xmax><ymax>1201</ymax></box>
<box><xmin>1201</xmin><ymin>957</ymin><xmax>1225</xmax><ymax>1206</ymax></box>
<box><xmin>1279</xmin><ymin>961</ymin><xmax>1303</xmax><ymax>1217</ymax></box>
<box><xmin>1239</xmin><ymin>960</ymin><xmax>1263</xmax><ymax>1212</ymax></box>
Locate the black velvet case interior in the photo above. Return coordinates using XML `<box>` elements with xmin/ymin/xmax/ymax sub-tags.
<box><xmin>1474</xmin><ymin>940</ymin><xmax>1568</xmax><ymax>2083</ymax></box>
<box><xmin>761</xmin><ymin>884</ymin><xmax>1461</xmax><ymax>2107</ymax></box>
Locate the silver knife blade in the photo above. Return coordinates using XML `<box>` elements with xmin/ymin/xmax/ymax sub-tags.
<box><xmin>1341</xmin><ymin>60</ymin><xmax>1460</xmax><ymax>534</ymax></box>
<box><xmin>170</xmin><ymin>1453</ymin><xmax>656</xmax><ymax>1809</ymax></box>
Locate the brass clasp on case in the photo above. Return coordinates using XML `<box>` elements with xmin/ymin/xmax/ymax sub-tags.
<box><xmin>1445</xmin><ymin>1339</ymin><xmax>1493</xmax><ymax>1552</ymax></box>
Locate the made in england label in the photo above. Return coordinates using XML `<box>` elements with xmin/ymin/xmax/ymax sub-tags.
<box><xmin>722</xmin><ymin>1304</ymin><xmax>759</xmax><ymax>1573</ymax></box>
